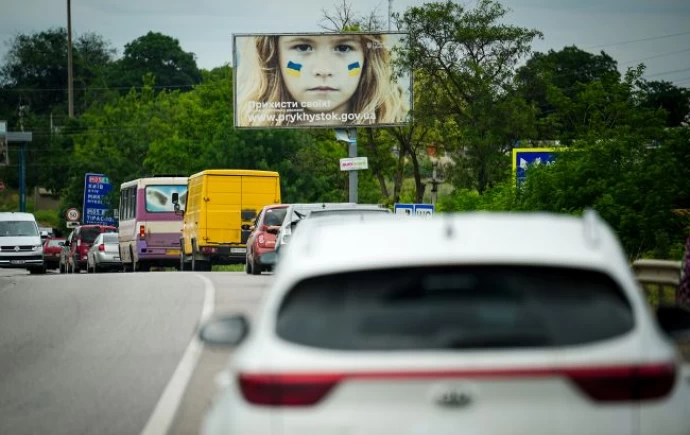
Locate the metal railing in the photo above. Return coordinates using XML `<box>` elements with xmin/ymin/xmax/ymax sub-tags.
<box><xmin>632</xmin><ymin>259</ymin><xmax>682</xmax><ymax>306</ymax></box>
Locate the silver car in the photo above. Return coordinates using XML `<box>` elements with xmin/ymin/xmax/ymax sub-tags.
<box><xmin>86</xmin><ymin>232</ymin><xmax>121</xmax><ymax>273</ymax></box>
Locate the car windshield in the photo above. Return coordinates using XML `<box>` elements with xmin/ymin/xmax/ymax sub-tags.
<box><xmin>0</xmin><ymin>221</ymin><xmax>39</xmax><ymax>237</ymax></box>
<box><xmin>264</xmin><ymin>208</ymin><xmax>287</xmax><ymax>226</ymax></box>
<box><xmin>277</xmin><ymin>265</ymin><xmax>634</xmax><ymax>351</ymax></box>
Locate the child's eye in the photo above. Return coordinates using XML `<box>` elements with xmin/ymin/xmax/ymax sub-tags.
<box><xmin>334</xmin><ymin>44</ymin><xmax>354</xmax><ymax>53</ymax></box>
<box><xmin>293</xmin><ymin>44</ymin><xmax>312</xmax><ymax>52</ymax></box>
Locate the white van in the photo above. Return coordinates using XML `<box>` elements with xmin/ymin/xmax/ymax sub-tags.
<box><xmin>0</xmin><ymin>212</ymin><xmax>45</xmax><ymax>274</ymax></box>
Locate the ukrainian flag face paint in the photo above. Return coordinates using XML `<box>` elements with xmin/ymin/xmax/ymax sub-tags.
<box><xmin>347</xmin><ymin>62</ymin><xmax>361</xmax><ymax>77</ymax></box>
<box><xmin>278</xmin><ymin>35</ymin><xmax>365</xmax><ymax>115</ymax></box>
<box><xmin>285</xmin><ymin>61</ymin><xmax>302</xmax><ymax>77</ymax></box>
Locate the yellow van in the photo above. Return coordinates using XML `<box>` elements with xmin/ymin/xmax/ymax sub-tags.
<box><xmin>176</xmin><ymin>169</ymin><xmax>280</xmax><ymax>271</ymax></box>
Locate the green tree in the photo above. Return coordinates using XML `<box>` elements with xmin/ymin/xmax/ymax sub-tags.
<box><xmin>395</xmin><ymin>0</ymin><xmax>541</xmax><ymax>193</ymax></box>
<box><xmin>639</xmin><ymin>80</ymin><xmax>690</xmax><ymax>127</ymax></box>
<box><xmin>108</xmin><ymin>32</ymin><xmax>202</xmax><ymax>93</ymax></box>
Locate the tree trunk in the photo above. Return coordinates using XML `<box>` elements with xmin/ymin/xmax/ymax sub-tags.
<box><xmin>364</xmin><ymin>129</ymin><xmax>390</xmax><ymax>198</ymax></box>
<box><xmin>409</xmin><ymin>149</ymin><xmax>426</xmax><ymax>203</ymax></box>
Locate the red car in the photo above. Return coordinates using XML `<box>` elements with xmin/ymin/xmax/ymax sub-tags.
<box><xmin>245</xmin><ymin>204</ymin><xmax>288</xmax><ymax>275</ymax></box>
<box><xmin>42</xmin><ymin>237</ymin><xmax>66</xmax><ymax>270</ymax></box>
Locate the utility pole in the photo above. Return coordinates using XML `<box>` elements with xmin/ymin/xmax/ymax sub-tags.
<box><xmin>67</xmin><ymin>0</ymin><xmax>74</xmax><ymax>118</ymax></box>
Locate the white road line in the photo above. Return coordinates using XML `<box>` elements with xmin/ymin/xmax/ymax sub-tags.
<box><xmin>140</xmin><ymin>274</ymin><xmax>215</xmax><ymax>435</ymax></box>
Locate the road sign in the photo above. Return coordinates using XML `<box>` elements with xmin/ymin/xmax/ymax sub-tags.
<box><xmin>66</xmin><ymin>221</ymin><xmax>80</xmax><ymax>229</ymax></box>
<box><xmin>65</xmin><ymin>207</ymin><xmax>80</xmax><ymax>222</ymax></box>
<box><xmin>339</xmin><ymin>157</ymin><xmax>369</xmax><ymax>171</ymax></box>
<box><xmin>83</xmin><ymin>173</ymin><xmax>117</xmax><ymax>226</ymax></box>
<box><xmin>395</xmin><ymin>203</ymin><xmax>434</xmax><ymax>217</ymax></box>
<box><xmin>512</xmin><ymin>148</ymin><xmax>558</xmax><ymax>187</ymax></box>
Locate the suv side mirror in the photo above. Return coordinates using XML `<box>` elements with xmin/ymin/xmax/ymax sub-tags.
<box><xmin>198</xmin><ymin>314</ymin><xmax>249</xmax><ymax>347</ymax></box>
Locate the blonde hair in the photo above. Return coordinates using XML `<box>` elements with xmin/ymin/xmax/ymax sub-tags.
<box><xmin>236</xmin><ymin>34</ymin><xmax>410</xmax><ymax>127</ymax></box>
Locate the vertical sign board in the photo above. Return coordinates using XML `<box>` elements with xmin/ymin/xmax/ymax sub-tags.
<box><xmin>83</xmin><ymin>173</ymin><xmax>117</xmax><ymax>226</ymax></box>
<box><xmin>395</xmin><ymin>203</ymin><xmax>434</xmax><ymax>218</ymax></box>
<box><xmin>512</xmin><ymin>148</ymin><xmax>558</xmax><ymax>187</ymax></box>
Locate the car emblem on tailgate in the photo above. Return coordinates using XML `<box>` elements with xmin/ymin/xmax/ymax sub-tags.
<box><xmin>431</xmin><ymin>384</ymin><xmax>476</xmax><ymax>408</ymax></box>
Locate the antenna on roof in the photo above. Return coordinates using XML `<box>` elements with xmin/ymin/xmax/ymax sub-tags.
<box><xmin>582</xmin><ymin>208</ymin><xmax>601</xmax><ymax>248</ymax></box>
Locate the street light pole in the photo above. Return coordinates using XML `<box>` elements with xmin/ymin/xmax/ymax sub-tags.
<box><xmin>67</xmin><ymin>0</ymin><xmax>74</xmax><ymax>118</ymax></box>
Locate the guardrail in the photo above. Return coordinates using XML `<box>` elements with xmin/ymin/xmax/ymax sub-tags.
<box><xmin>632</xmin><ymin>259</ymin><xmax>682</xmax><ymax>306</ymax></box>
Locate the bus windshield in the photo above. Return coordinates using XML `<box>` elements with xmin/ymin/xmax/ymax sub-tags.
<box><xmin>145</xmin><ymin>185</ymin><xmax>188</xmax><ymax>213</ymax></box>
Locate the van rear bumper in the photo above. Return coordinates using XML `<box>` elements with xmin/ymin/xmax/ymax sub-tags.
<box><xmin>199</xmin><ymin>245</ymin><xmax>247</xmax><ymax>264</ymax></box>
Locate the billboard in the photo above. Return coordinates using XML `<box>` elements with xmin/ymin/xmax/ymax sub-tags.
<box><xmin>233</xmin><ymin>32</ymin><xmax>412</xmax><ymax>129</ymax></box>
<box><xmin>83</xmin><ymin>173</ymin><xmax>117</xmax><ymax>226</ymax></box>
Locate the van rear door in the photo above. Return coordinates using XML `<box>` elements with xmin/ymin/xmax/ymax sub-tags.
<box><xmin>240</xmin><ymin>175</ymin><xmax>281</xmax><ymax>244</ymax></box>
<box><xmin>205</xmin><ymin>174</ymin><xmax>242</xmax><ymax>244</ymax></box>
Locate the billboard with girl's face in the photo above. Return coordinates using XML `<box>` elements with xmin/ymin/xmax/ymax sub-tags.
<box><xmin>233</xmin><ymin>32</ymin><xmax>412</xmax><ymax>129</ymax></box>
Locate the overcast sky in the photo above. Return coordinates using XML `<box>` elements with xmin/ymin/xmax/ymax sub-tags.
<box><xmin>1</xmin><ymin>0</ymin><xmax>689</xmax><ymax>87</ymax></box>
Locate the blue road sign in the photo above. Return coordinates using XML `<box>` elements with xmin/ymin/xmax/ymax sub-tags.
<box><xmin>83</xmin><ymin>173</ymin><xmax>117</xmax><ymax>226</ymax></box>
<box><xmin>512</xmin><ymin>148</ymin><xmax>558</xmax><ymax>187</ymax></box>
<box><xmin>394</xmin><ymin>203</ymin><xmax>434</xmax><ymax>217</ymax></box>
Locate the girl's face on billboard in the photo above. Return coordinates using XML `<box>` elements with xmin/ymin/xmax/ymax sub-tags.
<box><xmin>278</xmin><ymin>35</ymin><xmax>365</xmax><ymax>114</ymax></box>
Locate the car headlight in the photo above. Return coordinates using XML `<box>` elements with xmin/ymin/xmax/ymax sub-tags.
<box><xmin>32</xmin><ymin>245</ymin><xmax>43</xmax><ymax>252</ymax></box>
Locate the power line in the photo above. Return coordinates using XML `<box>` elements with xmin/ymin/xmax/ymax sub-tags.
<box><xmin>584</xmin><ymin>31</ymin><xmax>690</xmax><ymax>49</ymax></box>
<box><xmin>619</xmin><ymin>48</ymin><xmax>690</xmax><ymax>66</ymax></box>
<box><xmin>645</xmin><ymin>67</ymin><xmax>690</xmax><ymax>78</ymax></box>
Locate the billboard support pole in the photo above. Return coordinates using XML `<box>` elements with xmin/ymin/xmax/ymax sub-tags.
<box><xmin>347</xmin><ymin>129</ymin><xmax>358</xmax><ymax>204</ymax></box>
<box><xmin>335</xmin><ymin>128</ymin><xmax>358</xmax><ymax>204</ymax></box>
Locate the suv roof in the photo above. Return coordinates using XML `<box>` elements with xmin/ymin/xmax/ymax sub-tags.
<box><xmin>273</xmin><ymin>210</ymin><xmax>634</xmax><ymax>292</ymax></box>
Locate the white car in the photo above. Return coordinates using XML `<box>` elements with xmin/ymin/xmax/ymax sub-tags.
<box><xmin>199</xmin><ymin>210</ymin><xmax>690</xmax><ymax>435</ymax></box>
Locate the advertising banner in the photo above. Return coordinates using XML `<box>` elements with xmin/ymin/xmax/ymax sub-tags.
<box><xmin>233</xmin><ymin>32</ymin><xmax>412</xmax><ymax>129</ymax></box>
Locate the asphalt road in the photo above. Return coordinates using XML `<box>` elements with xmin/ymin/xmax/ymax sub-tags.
<box><xmin>0</xmin><ymin>268</ymin><xmax>271</xmax><ymax>435</ymax></box>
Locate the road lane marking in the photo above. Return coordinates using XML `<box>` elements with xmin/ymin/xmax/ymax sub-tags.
<box><xmin>140</xmin><ymin>274</ymin><xmax>215</xmax><ymax>435</ymax></box>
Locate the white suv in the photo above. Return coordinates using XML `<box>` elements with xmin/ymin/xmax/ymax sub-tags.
<box><xmin>199</xmin><ymin>211</ymin><xmax>690</xmax><ymax>435</ymax></box>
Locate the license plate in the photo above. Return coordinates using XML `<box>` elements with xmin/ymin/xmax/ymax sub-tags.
<box><xmin>230</xmin><ymin>248</ymin><xmax>246</xmax><ymax>254</ymax></box>
<box><xmin>10</xmin><ymin>260</ymin><xmax>26</xmax><ymax>264</ymax></box>
<box><xmin>166</xmin><ymin>249</ymin><xmax>180</xmax><ymax>256</ymax></box>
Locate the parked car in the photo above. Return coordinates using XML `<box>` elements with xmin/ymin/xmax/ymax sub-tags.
<box><xmin>61</xmin><ymin>224</ymin><xmax>118</xmax><ymax>273</ymax></box>
<box><xmin>42</xmin><ymin>237</ymin><xmax>65</xmax><ymax>270</ymax></box>
<box><xmin>199</xmin><ymin>210</ymin><xmax>690</xmax><ymax>435</ymax></box>
<box><xmin>86</xmin><ymin>232</ymin><xmax>121</xmax><ymax>273</ymax></box>
<box><xmin>245</xmin><ymin>204</ymin><xmax>288</xmax><ymax>275</ymax></box>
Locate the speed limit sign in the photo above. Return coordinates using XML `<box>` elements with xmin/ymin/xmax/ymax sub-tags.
<box><xmin>66</xmin><ymin>208</ymin><xmax>81</xmax><ymax>222</ymax></box>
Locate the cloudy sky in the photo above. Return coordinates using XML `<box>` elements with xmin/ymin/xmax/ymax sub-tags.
<box><xmin>1</xmin><ymin>0</ymin><xmax>689</xmax><ymax>86</ymax></box>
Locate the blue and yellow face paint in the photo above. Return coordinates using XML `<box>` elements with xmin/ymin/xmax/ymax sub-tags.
<box><xmin>286</xmin><ymin>61</ymin><xmax>302</xmax><ymax>77</ymax></box>
<box><xmin>347</xmin><ymin>61</ymin><xmax>361</xmax><ymax>77</ymax></box>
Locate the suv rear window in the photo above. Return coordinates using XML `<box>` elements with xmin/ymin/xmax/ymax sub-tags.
<box><xmin>277</xmin><ymin>266</ymin><xmax>634</xmax><ymax>351</ymax></box>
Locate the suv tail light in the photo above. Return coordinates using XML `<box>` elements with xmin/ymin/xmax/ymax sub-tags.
<box><xmin>567</xmin><ymin>362</ymin><xmax>676</xmax><ymax>402</ymax></box>
<box><xmin>238</xmin><ymin>373</ymin><xmax>340</xmax><ymax>407</ymax></box>
<box><xmin>238</xmin><ymin>362</ymin><xmax>677</xmax><ymax>407</ymax></box>
<box><xmin>257</xmin><ymin>234</ymin><xmax>266</xmax><ymax>247</ymax></box>
<box><xmin>98</xmin><ymin>244</ymin><xmax>105</xmax><ymax>252</ymax></box>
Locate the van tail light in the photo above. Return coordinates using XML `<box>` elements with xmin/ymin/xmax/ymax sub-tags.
<box><xmin>238</xmin><ymin>373</ymin><xmax>340</xmax><ymax>407</ymax></box>
<box><xmin>98</xmin><ymin>244</ymin><xmax>105</xmax><ymax>252</ymax></box>
<box><xmin>566</xmin><ymin>362</ymin><xmax>676</xmax><ymax>402</ymax></box>
<box><xmin>139</xmin><ymin>225</ymin><xmax>146</xmax><ymax>238</ymax></box>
